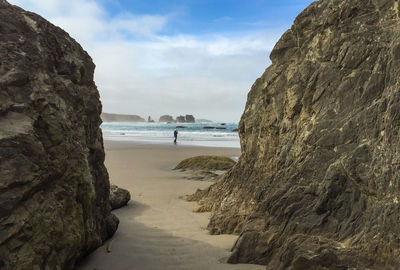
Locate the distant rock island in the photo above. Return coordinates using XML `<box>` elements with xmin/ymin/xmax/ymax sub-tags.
<box><xmin>102</xmin><ymin>113</ymin><xmax>203</xmax><ymax>123</ymax></box>
<box><xmin>159</xmin><ymin>115</ymin><xmax>175</xmax><ymax>122</ymax></box>
<box><xmin>177</xmin><ymin>115</ymin><xmax>195</xmax><ymax>123</ymax></box>
<box><xmin>0</xmin><ymin>1</ymin><xmax>118</xmax><ymax>268</ymax></box>
<box><xmin>101</xmin><ymin>112</ymin><xmax>145</xmax><ymax>122</ymax></box>
<box><xmin>159</xmin><ymin>114</ymin><xmax>196</xmax><ymax>123</ymax></box>
<box><xmin>190</xmin><ymin>0</ymin><xmax>400</xmax><ymax>269</ymax></box>
<box><xmin>102</xmin><ymin>113</ymin><xmax>215</xmax><ymax>124</ymax></box>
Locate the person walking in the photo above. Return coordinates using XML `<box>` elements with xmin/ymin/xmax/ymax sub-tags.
<box><xmin>174</xmin><ymin>129</ymin><xmax>178</xmax><ymax>143</ymax></box>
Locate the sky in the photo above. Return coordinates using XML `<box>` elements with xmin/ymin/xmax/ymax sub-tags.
<box><xmin>9</xmin><ymin>0</ymin><xmax>314</xmax><ymax>122</ymax></box>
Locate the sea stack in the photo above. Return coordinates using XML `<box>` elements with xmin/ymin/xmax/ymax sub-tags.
<box><xmin>193</xmin><ymin>0</ymin><xmax>400</xmax><ymax>269</ymax></box>
<box><xmin>0</xmin><ymin>1</ymin><xmax>118</xmax><ymax>269</ymax></box>
<box><xmin>159</xmin><ymin>114</ymin><xmax>175</xmax><ymax>122</ymax></box>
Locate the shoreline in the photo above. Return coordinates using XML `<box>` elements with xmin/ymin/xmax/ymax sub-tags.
<box><xmin>101</xmin><ymin>121</ymin><xmax>240</xmax><ymax>149</ymax></box>
<box><xmin>103</xmin><ymin>136</ymin><xmax>241</xmax><ymax>149</ymax></box>
<box><xmin>76</xmin><ymin>140</ymin><xmax>262</xmax><ymax>270</ymax></box>
<box><xmin>103</xmin><ymin>138</ymin><xmax>241</xmax><ymax>150</ymax></box>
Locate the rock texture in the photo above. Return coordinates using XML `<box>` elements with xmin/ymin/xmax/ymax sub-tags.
<box><xmin>193</xmin><ymin>0</ymin><xmax>400</xmax><ymax>269</ymax></box>
<box><xmin>0</xmin><ymin>1</ymin><xmax>118</xmax><ymax>269</ymax></box>
<box><xmin>101</xmin><ymin>112</ymin><xmax>145</xmax><ymax>122</ymax></box>
<box><xmin>176</xmin><ymin>156</ymin><xmax>236</xmax><ymax>182</ymax></box>
<box><xmin>110</xmin><ymin>184</ymin><xmax>131</xmax><ymax>210</ymax></box>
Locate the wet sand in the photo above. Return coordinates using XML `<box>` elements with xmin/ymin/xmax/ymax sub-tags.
<box><xmin>76</xmin><ymin>140</ymin><xmax>264</xmax><ymax>270</ymax></box>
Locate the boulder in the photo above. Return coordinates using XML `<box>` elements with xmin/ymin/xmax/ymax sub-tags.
<box><xmin>0</xmin><ymin>1</ymin><xmax>118</xmax><ymax>269</ymax></box>
<box><xmin>192</xmin><ymin>0</ymin><xmax>400</xmax><ymax>269</ymax></box>
<box><xmin>110</xmin><ymin>185</ymin><xmax>131</xmax><ymax>210</ymax></box>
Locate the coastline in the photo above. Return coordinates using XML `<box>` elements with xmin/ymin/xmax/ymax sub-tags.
<box><xmin>76</xmin><ymin>140</ymin><xmax>262</xmax><ymax>270</ymax></box>
<box><xmin>103</xmin><ymin>137</ymin><xmax>241</xmax><ymax>150</ymax></box>
<box><xmin>101</xmin><ymin>122</ymin><xmax>240</xmax><ymax>149</ymax></box>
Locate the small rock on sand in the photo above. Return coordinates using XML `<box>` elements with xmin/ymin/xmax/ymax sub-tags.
<box><xmin>110</xmin><ymin>184</ymin><xmax>131</xmax><ymax>210</ymax></box>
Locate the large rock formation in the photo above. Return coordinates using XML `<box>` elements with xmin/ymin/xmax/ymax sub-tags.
<box><xmin>0</xmin><ymin>1</ymin><xmax>118</xmax><ymax>269</ymax></box>
<box><xmin>176</xmin><ymin>115</ymin><xmax>186</xmax><ymax>123</ymax></box>
<box><xmin>194</xmin><ymin>0</ymin><xmax>400</xmax><ymax>269</ymax></box>
<box><xmin>159</xmin><ymin>114</ymin><xmax>175</xmax><ymax>122</ymax></box>
<box><xmin>175</xmin><ymin>114</ymin><xmax>196</xmax><ymax>123</ymax></box>
<box><xmin>185</xmin><ymin>114</ymin><xmax>195</xmax><ymax>123</ymax></box>
<box><xmin>101</xmin><ymin>112</ymin><xmax>145</xmax><ymax>122</ymax></box>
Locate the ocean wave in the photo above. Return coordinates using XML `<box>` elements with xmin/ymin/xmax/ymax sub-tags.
<box><xmin>101</xmin><ymin>122</ymin><xmax>240</xmax><ymax>148</ymax></box>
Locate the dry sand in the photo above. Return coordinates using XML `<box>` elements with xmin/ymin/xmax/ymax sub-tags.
<box><xmin>76</xmin><ymin>140</ymin><xmax>264</xmax><ymax>270</ymax></box>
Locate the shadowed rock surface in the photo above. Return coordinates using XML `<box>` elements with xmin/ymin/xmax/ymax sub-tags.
<box><xmin>192</xmin><ymin>0</ymin><xmax>400</xmax><ymax>269</ymax></box>
<box><xmin>110</xmin><ymin>184</ymin><xmax>131</xmax><ymax>210</ymax></box>
<box><xmin>0</xmin><ymin>1</ymin><xmax>118</xmax><ymax>269</ymax></box>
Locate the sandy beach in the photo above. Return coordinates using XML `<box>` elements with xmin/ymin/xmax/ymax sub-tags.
<box><xmin>76</xmin><ymin>140</ymin><xmax>264</xmax><ymax>270</ymax></box>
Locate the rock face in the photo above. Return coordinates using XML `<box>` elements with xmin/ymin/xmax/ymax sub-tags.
<box><xmin>110</xmin><ymin>185</ymin><xmax>131</xmax><ymax>210</ymax></box>
<box><xmin>101</xmin><ymin>112</ymin><xmax>145</xmax><ymax>122</ymax></box>
<box><xmin>175</xmin><ymin>156</ymin><xmax>236</xmax><ymax>182</ymax></box>
<box><xmin>0</xmin><ymin>1</ymin><xmax>118</xmax><ymax>269</ymax></box>
<box><xmin>193</xmin><ymin>0</ymin><xmax>400</xmax><ymax>269</ymax></box>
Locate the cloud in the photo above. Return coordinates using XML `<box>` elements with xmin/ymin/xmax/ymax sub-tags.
<box><xmin>110</xmin><ymin>14</ymin><xmax>168</xmax><ymax>37</ymax></box>
<box><xmin>9</xmin><ymin>0</ymin><xmax>283</xmax><ymax>122</ymax></box>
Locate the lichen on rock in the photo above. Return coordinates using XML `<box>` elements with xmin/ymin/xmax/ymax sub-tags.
<box><xmin>175</xmin><ymin>155</ymin><xmax>236</xmax><ymax>181</ymax></box>
<box><xmin>192</xmin><ymin>0</ymin><xmax>400</xmax><ymax>269</ymax></box>
<box><xmin>0</xmin><ymin>1</ymin><xmax>118</xmax><ymax>269</ymax></box>
<box><xmin>174</xmin><ymin>155</ymin><xmax>236</xmax><ymax>171</ymax></box>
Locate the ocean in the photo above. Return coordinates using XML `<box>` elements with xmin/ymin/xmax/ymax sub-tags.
<box><xmin>101</xmin><ymin>122</ymin><xmax>240</xmax><ymax>148</ymax></box>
